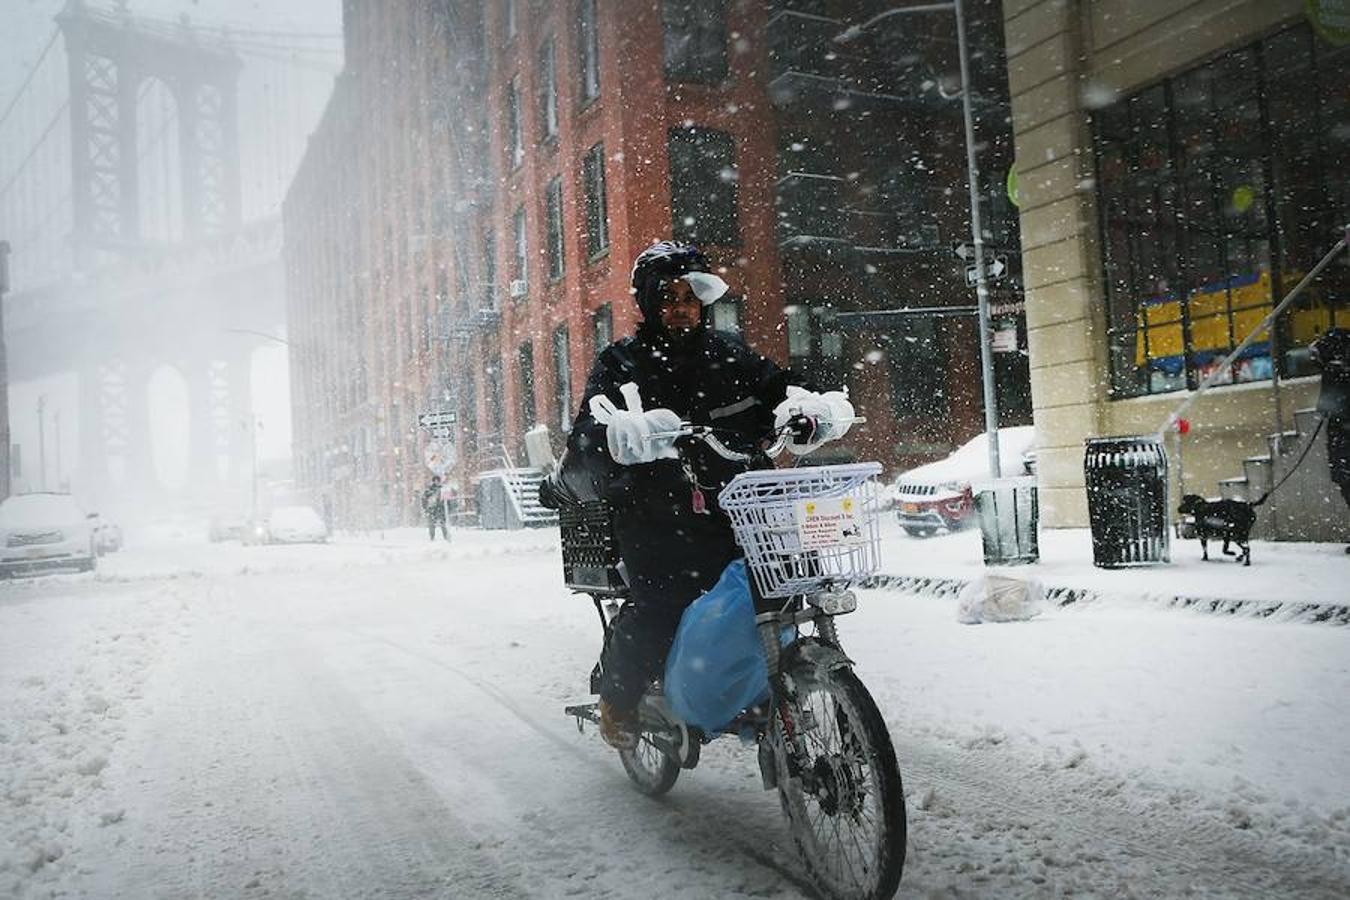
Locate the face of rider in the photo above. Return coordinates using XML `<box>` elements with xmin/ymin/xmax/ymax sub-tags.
<box><xmin>657</xmin><ymin>278</ymin><xmax>702</xmax><ymax>336</ymax></box>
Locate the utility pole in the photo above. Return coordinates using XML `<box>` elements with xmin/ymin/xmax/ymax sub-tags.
<box><xmin>953</xmin><ymin>0</ymin><xmax>1002</xmax><ymax>480</ymax></box>
<box><xmin>37</xmin><ymin>395</ymin><xmax>47</xmax><ymax>491</ymax></box>
<box><xmin>0</xmin><ymin>240</ymin><xmax>10</xmax><ymax>501</ymax></box>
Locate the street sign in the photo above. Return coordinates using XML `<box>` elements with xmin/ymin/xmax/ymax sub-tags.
<box><xmin>952</xmin><ymin>241</ymin><xmax>974</xmax><ymax>261</ymax></box>
<box><xmin>423</xmin><ymin>440</ymin><xmax>456</xmax><ymax>476</ymax></box>
<box><xmin>418</xmin><ymin>410</ymin><xmax>458</xmax><ymax>430</ymax></box>
<box><xmin>965</xmin><ymin>255</ymin><xmax>1009</xmax><ymax>287</ymax></box>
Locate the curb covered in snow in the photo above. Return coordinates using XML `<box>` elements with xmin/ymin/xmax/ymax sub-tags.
<box><xmin>862</xmin><ymin>573</ymin><xmax>1350</xmax><ymax>626</ymax></box>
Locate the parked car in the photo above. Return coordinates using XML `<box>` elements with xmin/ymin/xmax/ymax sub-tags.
<box><xmin>0</xmin><ymin>493</ymin><xmax>99</xmax><ymax>576</ymax></box>
<box><xmin>892</xmin><ymin>426</ymin><xmax>1037</xmax><ymax>538</ymax></box>
<box><xmin>208</xmin><ymin>514</ymin><xmax>249</xmax><ymax>543</ymax></box>
<box><xmin>260</xmin><ymin>505</ymin><xmax>328</xmax><ymax>544</ymax></box>
<box><xmin>92</xmin><ymin>516</ymin><xmax>123</xmax><ymax>555</ymax></box>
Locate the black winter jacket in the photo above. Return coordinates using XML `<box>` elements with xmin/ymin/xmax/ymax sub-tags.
<box><xmin>557</xmin><ymin>324</ymin><xmax>804</xmax><ymax>517</ymax></box>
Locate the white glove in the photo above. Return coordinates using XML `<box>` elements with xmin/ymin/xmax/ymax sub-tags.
<box><xmin>589</xmin><ymin>382</ymin><xmax>682</xmax><ymax>466</ymax></box>
<box><xmin>773</xmin><ymin>385</ymin><xmax>855</xmax><ymax>456</ymax></box>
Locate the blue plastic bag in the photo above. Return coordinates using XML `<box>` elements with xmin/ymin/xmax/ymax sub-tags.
<box><xmin>664</xmin><ymin>559</ymin><xmax>770</xmax><ymax>732</ymax></box>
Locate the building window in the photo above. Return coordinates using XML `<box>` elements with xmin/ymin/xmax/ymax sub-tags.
<box><xmin>593</xmin><ymin>303</ymin><xmax>613</xmax><ymax>353</ymax></box>
<box><xmin>579</xmin><ymin>0</ymin><xmax>601</xmax><ymax>104</ymax></box>
<box><xmin>662</xmin><ymin>0</ymin><xmax>728</xmax><ymax>83</ymax></box>
<box><xmin>669</xmin><ymin>126</ymin><xmax>739</xmax><ymax>245</ymax></box>
<box><xmin>538</xmin><ymin>38</ymin><xmax>559</xmax><ymax>142</ymax></box>
<box><xmin>518</xmin><ymin>342</ymin><xmax>536</xmax><ymax>428</ymax></box>
<box><xmin>785</xmin><ymin>305</ymin><xmax>811</xmax><ymax>360</ymax></box>
<box><xmin>712</xmin><ymin>295</ymin><xmax>740</xmax><ymax>333</ymax></box>
<box><xmin>583</xmin><ymin>142</ymin><xmax>609</xmax><ymax>258</ymax></box>
<box><xmin>1093</xmin><ymin>23</ymin><xmax>1347</xmax><ymax>398</ymax></box>
<box><xmin>544</xmin><ymin>176</ymin><xmax>564</xmax><ymax>281</ymax></box>
<box><xmin>552</xmin><ymin>324</ymin><xmax>572</xmax><ymax>429</ymax></box>
<box><xmin>887</xmin><ymin>319</ymin><xmax>947</xmax><ymax>419</ymax></box>
<box><xmin>504</xmin><ymin>0</ymin><xmax>516</xmax><ymax>40</ymax></box>
<box><xmin>506</xmin><ymin>76</ymin><xmax>524</xmax><ymax>168</ymax></box>
<box><xmin>482</xmin><ymin>228</ymin><xmax>497</xmax><ymax>310</ymax></box>
<box><xmin>512</xmin><ymin>205</ymin><xmax>528</xmax><ymax>295</ymax></box>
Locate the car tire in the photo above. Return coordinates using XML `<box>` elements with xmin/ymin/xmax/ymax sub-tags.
<box><xmin>903</xmin><ymin>525</ymin><xmax>938</xmax><ymax>539</ymax></box>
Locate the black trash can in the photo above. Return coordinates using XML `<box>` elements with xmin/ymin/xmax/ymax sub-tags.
<box><xmin>974</xmin><ymin>477</ymin><xmax>1040</xmax><ymax>565</ymax></box>
<box><xmin>1084</xmin><ymin>435</ymin><xmax>1170</xmax><ymax>568</ymax></box>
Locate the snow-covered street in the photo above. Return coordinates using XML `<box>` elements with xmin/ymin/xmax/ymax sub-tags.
<box><xmin>3</xmin><ymin>526</ymin><xmax>1348</xmax><ymax>898</ymax></box>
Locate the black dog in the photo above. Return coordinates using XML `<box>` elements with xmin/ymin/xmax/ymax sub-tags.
<box><xmin>1178</xmin><ymin>494</ymin><xmax>1257</xmax><ymax>566</ymax></box>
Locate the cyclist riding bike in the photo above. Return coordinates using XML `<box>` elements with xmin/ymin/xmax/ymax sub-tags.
<box><xmin>547</xmin><ymin>241</ymin><xmax>856</xmax><ymax>750</ymax></box>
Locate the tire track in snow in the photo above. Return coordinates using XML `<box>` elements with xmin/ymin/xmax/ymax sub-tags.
<box><xmin>356</xmin><ymin>629</ymin><xmax>825</xmax><ymax>899</ymax></box>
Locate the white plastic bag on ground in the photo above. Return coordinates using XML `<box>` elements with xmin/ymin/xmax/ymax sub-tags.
<box><xmin>958</xmin><ymin>572</ymin><xmax>1044</xmax><ymax>624</ymax></box>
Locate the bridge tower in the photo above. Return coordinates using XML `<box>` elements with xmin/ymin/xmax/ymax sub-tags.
<box><xmin>58</xmin><ymin>0</ymin><xmax>242</xmax><ymax>263</ymax></box>
<box><xmin>55</xmin><ymin>1</ymin><xmax>246</xmax><ymax>501</ymax></box>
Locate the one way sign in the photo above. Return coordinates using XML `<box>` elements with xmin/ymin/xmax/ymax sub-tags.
<box><xmin>965</xmin><ymin>255</ymin><xmax>1009</xmax><ymax>287</ymax></box>
<box><xmin>418</xmin><ymin>410</ymin><xmax>458</xmax><ymax>430</ymax></box>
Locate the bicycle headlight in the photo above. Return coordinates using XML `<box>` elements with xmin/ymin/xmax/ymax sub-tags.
<box><xmin>808</xmin><ymin>588</ymin><xmax>858</xmax><ymax>616</ymax></box>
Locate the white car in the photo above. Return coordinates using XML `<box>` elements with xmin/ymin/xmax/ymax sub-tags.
<box><xmin>891</xmin><ymin>426</ymin><xmax>1037</xmax><ymax>538</ymax></box>
<box><xmin>261</xmin><ymin>505</ymin><xmax>328</xmax><ymax>544</ymax></box>
<box><xmin>0</xmin><ymin>493</ymin><xmax>99</xmax><ymax>576</ymax></box>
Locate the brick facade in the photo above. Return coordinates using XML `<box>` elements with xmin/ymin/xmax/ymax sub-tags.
<box><xmin>286</xmin><ymin>0</ymin><xmax>1032</xmax><ymax>527</ymax></box>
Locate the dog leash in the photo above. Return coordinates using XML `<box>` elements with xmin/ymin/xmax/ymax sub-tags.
<box><xmin>1251</xmin><ymin>414</ymin><xmax>1327</xmax><ymax>508</ymax></box>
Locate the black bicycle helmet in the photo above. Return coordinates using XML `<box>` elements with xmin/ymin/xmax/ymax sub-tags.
<box><xmin>629</xmin><ymin>241</ymin><xmax>713</xmax><ymax>322</ymax></box>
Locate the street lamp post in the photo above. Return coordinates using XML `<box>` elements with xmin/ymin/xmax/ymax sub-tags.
<box><xmin>837</xmin><ymin>0</ymin><xmax>1002</xmax><ymax>479</ymax></box>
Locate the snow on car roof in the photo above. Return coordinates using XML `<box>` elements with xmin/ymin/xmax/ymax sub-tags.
<box><xmin>897</xmin><ymin>426</ymin><xmax>1036</xmax><ymax>485</ymax></box>
<box><xmin>0</xmin><ymin>492</ymin><xmax>87</xmax><ymax>527</ymax></box>
<box><xmin>267</xmin><ymin>505</ymin><xmax>324</xmax><ymax>526</ymax></box>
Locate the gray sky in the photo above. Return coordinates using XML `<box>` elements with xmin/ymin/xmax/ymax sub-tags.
<box><xmin>2</xmin><ymin>0</ymin><xmax>342</xmax><ymax>100</ymax></box>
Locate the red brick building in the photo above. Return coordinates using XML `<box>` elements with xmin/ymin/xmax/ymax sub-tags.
<box><xmin>284</xmin><ymin>0</ymin><xmax>1029</xmax><ymax>527</ymax></box>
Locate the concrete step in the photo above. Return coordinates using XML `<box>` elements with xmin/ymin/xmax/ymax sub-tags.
<box><xmin>1242</xmin><ymin>455</ymin><xmax>1273</xmax><ymax>499</ymax></box>
<box><xmin>1217</xmin><ymin>476</ymin><xmax>1250</xmax><ymax>502</ymax></box>
<box><xmin>1293</xmin><ymin>407</ymin><xmax>1322</xmax><ymax>436</ymax></box>
<box><xmin>1267</xmin><ymin>430</ymin><xmax>1301</xmax><ymax>458</ymax></box>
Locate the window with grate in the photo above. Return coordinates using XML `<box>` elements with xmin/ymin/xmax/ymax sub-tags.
<box><xmin>578</xmin><ymin>0</ymin><xmax>600</xmax><ymax>104</ymax></box>
<box><xmin>662</xmin><ymin>0</ymin><xmax>727</xmax><ymax>83</ymax></box>
<box><xmin>583</xmin><ymin>142</ymin><xmax>609</xmax><ymax>258</ymax></box>
<box><xmin>544</xmin><ymin>176</ymin><xmax>564</xmax><ymax>281</ymax></box>
<box><xmin>1093</xmin><ymin>22</ymin><xmax>1348</xmax><ymax>398</ymax></box>
<box><xmin>669</xmin><ymin>126</ymin><xmax>739</xmax><ymax>245</ymax></box>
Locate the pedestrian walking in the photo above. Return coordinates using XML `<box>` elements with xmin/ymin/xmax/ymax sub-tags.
<box><xmin>423</xmin><ymin>475</ymin><xmax>449</xmax><ymax>541</ymax></box>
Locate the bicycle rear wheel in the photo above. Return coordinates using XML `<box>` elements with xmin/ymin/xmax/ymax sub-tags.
<box><xmin>773</xmin><ymin>664</ymin><xmax>906</xmax><ymax>900</ymax></box>
<box><xmin>619</xmin><ymin>733</ymin><xmax>680</xmax><ymax>796</ymax></box>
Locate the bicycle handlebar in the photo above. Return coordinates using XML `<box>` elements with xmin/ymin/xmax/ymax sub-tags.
<box><xmin>647</xmin><ymin>416</ymin><xmax>867</xmax><ymax>464</ymax></box>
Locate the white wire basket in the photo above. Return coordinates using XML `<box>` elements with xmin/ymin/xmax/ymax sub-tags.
<box><xmin>719</xmin><ymin>463</ymin><xmax>884</xmax><ymax>599</ymax></box>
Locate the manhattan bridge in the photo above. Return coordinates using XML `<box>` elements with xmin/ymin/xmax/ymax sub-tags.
<box><xmin>0</xmin><ymin>0</ymin><xmax>339</xmax><ymax>509</ymax></box>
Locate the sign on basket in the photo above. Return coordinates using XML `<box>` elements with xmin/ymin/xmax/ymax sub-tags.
<box><xmin>795</xmin><ymin>496</ymin><xmax>866</xmax><ymax>550</ymax></box>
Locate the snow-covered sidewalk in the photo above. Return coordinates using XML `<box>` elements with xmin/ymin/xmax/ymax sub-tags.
<box><xmin>876</xmin><ymin>519</ymin><xmax>1349</xmax><ymax>617</ymax></box>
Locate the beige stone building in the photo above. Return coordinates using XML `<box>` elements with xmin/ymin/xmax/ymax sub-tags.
<box><xmin>1003</xmin><ymin>0</ymin><xmax>1348</xmax><ymax>537</ymax></box>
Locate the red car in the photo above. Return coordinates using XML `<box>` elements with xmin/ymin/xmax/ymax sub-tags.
<box><xmin>889</xmin><ymin>427</ymin><xmax>1037</xmax><ymax>538</ymax></box>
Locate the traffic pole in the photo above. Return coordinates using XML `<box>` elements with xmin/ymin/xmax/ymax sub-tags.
<box><xmin>954</xmin><ymin>0</ymin><xmax>1002</xmax><ymax>480</ymax></box>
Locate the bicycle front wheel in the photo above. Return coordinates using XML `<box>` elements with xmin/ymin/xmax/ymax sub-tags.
<box><xmin>773</xmin><ymin>664</ymin><xmax>906</xmax><ymax>900</ymax></box>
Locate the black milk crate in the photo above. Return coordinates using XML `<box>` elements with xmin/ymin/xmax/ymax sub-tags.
<box><xmin>560</xmin><ymin>501</ymin><xmax>627</xmax><ymax>596</ymax></box>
